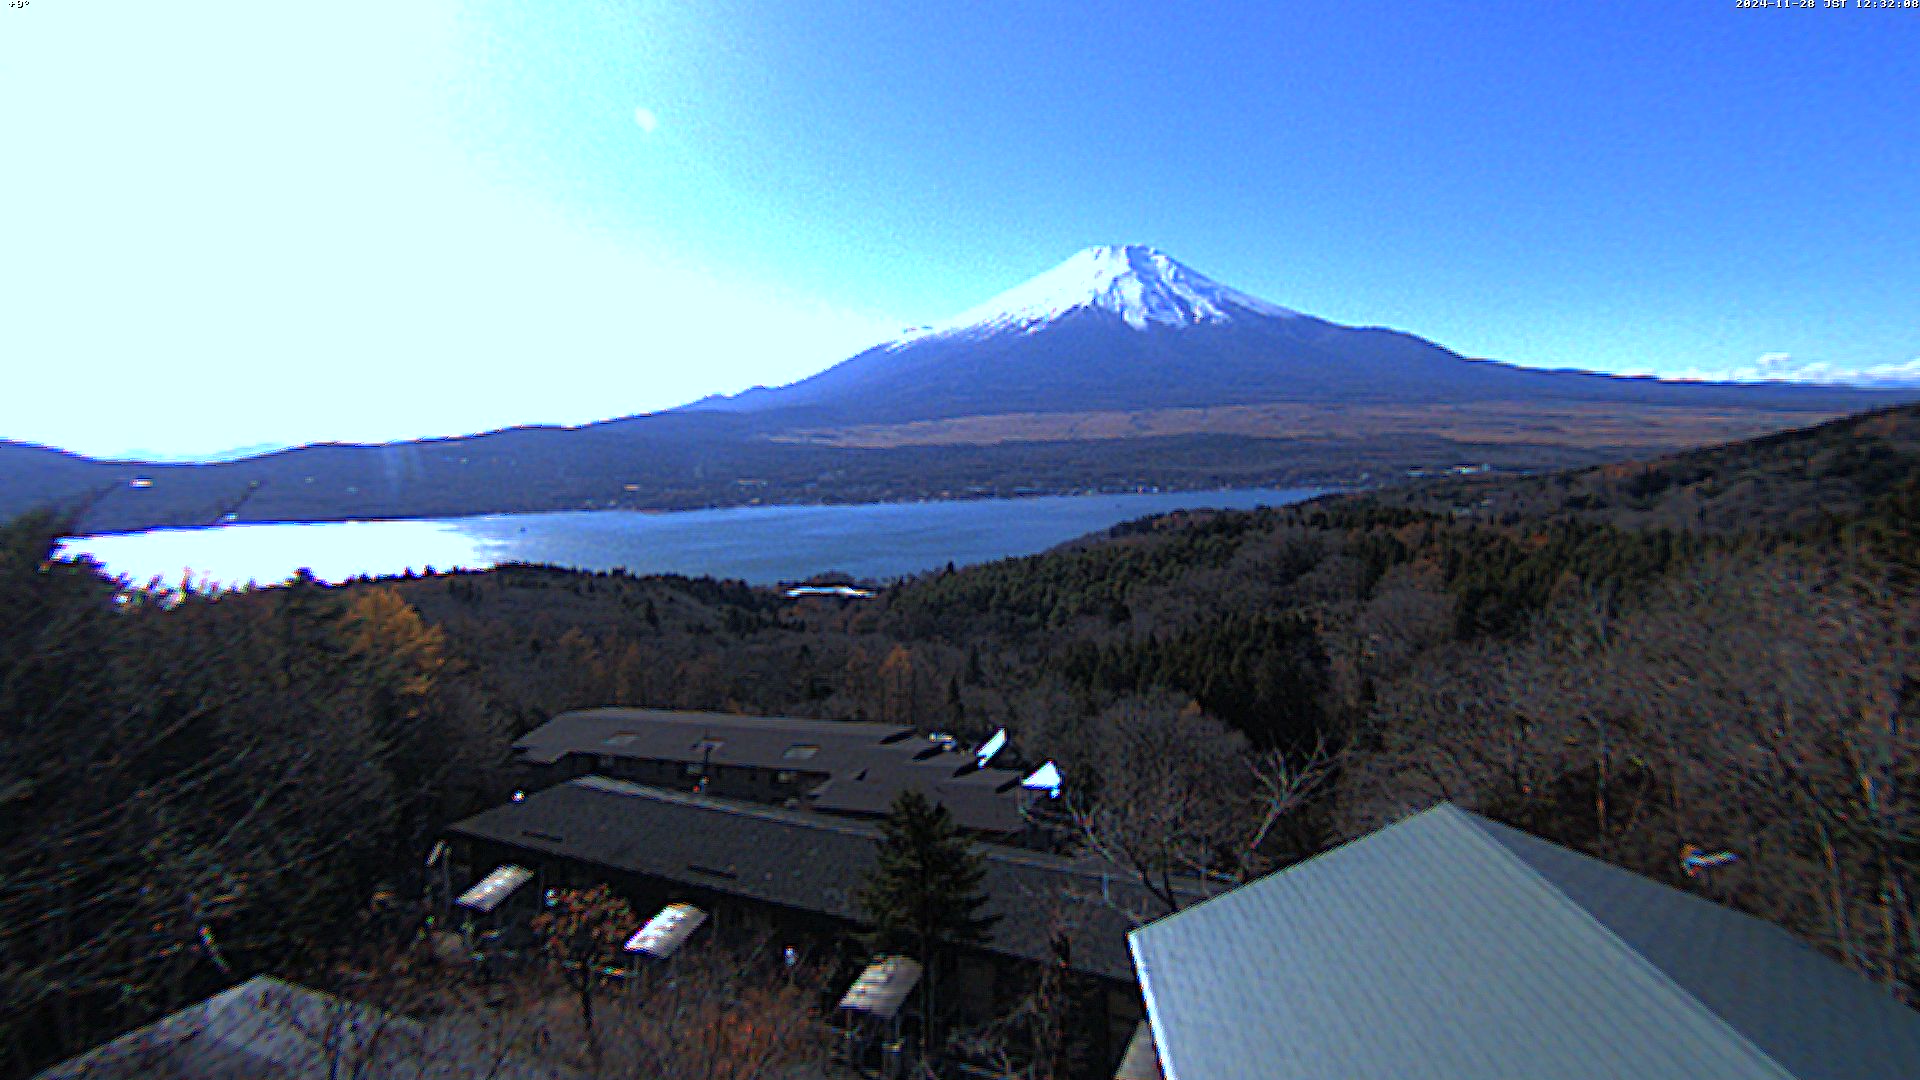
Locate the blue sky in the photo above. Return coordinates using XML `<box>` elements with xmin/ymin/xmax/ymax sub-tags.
<box><xmin>4</xmin><ymin>1</ymin><xmax>1916</xmax><ymax>459</ymax></box>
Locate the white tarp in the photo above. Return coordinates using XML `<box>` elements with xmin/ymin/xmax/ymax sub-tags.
<box><xmin>975</xmin><ymin>729</ymin><xmax>1008</xmax><ymax>768</ymax></box>
<box><xmin>838</xmin><ymin>956</ymin><xmax>923</xmax><ymax>1020</ymax></box>
<box><xmin>455</xmin><ymin>864</ymin><xmax>533</xmax><ymax>914</ymax></box>
<box><xmin>1021</xmin><ymin>760</ymin><xmax>1062</xmax><ymax>796</ymax></box>
<box><xmin>624</xmin><ymin>902</ymin><xmax>708</xmax><ymax>959</ymax></box>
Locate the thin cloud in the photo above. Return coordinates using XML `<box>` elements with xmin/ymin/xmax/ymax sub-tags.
<box><xmin>633</xmin><ymin>106</ymin><xmax>659</xmax><ymax>134</ymax></box>
<box><xmin>1637</xmin><ymin>353</ymin><xmax>1920</xmax><ymax>387</ymax></box>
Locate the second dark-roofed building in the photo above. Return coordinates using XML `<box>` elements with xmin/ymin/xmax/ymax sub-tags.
<box><xmin>510</xmin><ymin>707</ymin><xmax>1033</xmax><ymax>836</ymax></box>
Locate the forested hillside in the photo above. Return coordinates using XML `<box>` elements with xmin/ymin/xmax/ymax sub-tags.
<box><xmin>383</xmin><ymin>405</ymin><xmax>1920</xmax><ymax>1008</ymax></box>
<box><xmin>4</xmin><ymin>405</ymin><xmax>1916</xmax><ymax>1075</ymax></box>
<box><xmin>1377</xmin><ymin>402</ymin><xmax>1920</xmax><ymax>533</ymax></box>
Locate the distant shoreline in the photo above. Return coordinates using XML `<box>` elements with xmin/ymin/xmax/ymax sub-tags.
<box><xmin>63</xmin><ymin>482</ymin><xmax>1357</xmax><ymax>540</ymax></box>
<box><xmin>60</xmin><ymin>486</ymin><xmax>1338</xmax><ymax>588</ymax></box>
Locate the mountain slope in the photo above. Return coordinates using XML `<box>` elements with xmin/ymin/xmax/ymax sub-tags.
<box><xmin>684</xmin><ymin>245</ymin><xmax>1908</xmax><ymax>429</ymax></box>
<box><xmin>1375</xmin><ymin>401</ymin><xmax>1920</xmax><ymax>535</ymax></box>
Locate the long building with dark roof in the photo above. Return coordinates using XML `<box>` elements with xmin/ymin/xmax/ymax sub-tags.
<box><xmin>444</xmin><ymin>775</ymin><xmax>1212</xmax><ymax>1068</ymax></box>
<box><xmin>510</xmin><ymin>707</ymin><xmax>1035</xmax><ymax>835</ymax></box>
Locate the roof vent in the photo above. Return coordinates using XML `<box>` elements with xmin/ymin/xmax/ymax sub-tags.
<box><xmin>975</xmin><ymin>729</ymin><xmax>1009</xmax><ymax>768</ymax></box>
<box><xmin>1021</xmin><ymin>761</ymin><xmax>1063</xmax><ymax>797</ymax></box>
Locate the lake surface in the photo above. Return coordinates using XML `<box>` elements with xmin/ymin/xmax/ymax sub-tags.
<box><xmin>61</xmin><ymin>487</ymin><xmax>1328</xmax><ymax>588</ymax></box>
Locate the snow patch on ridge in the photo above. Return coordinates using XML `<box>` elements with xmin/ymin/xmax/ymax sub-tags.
<box><xmin>890</xmin><ymin>245</ymin><xmax>1298</xmax><ymax>348</ymax></box>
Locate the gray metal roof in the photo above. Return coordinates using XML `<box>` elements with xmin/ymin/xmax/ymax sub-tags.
<box><xmin>447</xmin><ymin>777</ymin><xmax>1207</xmax><ymax>981</ymax></box>
<box><xmin>33</xmin><ymin>976</ymin><xmax>573</xmax><ymax>1080</ymax></box>
<box><xmin>1128</xmin><ymin>803</ymin><xmax>1920</xmax><ymax>1080</ymax></box>
<box><xmin>512</xmin><ymin>708</ymin><xmax>1028</xmax><ymax>832</ymax></box>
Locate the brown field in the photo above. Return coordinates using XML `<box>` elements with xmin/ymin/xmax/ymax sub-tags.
<box><xmin>767</xmin><ymin>401</ymin><xmax>1850</xmax><ymax>453</ymax></box>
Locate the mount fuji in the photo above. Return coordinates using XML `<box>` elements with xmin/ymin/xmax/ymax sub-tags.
<box><xmin>683</xmin><ymin>245</ymin><xmax>1883</xmax><ymax>429</ymax></box>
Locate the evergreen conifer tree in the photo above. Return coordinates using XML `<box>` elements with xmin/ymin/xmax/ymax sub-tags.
<box><xmin>856</xmin><ymin>790</ymin><xmax>998</xmax><ymax>1054</ymax></box>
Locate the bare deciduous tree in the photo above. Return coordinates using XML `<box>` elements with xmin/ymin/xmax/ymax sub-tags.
<box><xmin>1336</xmin><ymin>548</ymin><xmax>1919</xmax><ymax>999</ymax></box>
<box><xmin>1070</xmin><ymin>697</ymin><xmax>1334</xmax><ymax>918</ymax></box>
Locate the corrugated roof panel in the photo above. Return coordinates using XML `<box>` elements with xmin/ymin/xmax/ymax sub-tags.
<box><xmin>624</xmin><ymin>902</ymin><xmax>708</xmax><ymax>959</ymax></box>
<box><xmin>455</xmin><ymin>864</ymin><xmax>533</xmax><ymax>914</ymax></box>
<box><xmin>839</xmin><ymin>956</ymin><xmax>923</xmax><ymax>1020</ymax></box>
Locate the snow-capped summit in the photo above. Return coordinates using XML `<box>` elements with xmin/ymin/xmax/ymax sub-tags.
<box><xmin>898</xmin><ymin>244</ymin><xmax>1298</xmax><ymax>345</ymax></box>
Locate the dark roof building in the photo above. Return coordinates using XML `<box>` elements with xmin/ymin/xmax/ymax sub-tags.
<box><xmin>511</xmin><ymin>708</ymin><xmax>1031</xmax><ymax>834</ymax></box>
<box><xmin>1128</xmin><ymin>803</ymin><xmax>1920</xmax><ymax>1080</ymax></box>
<box><xmin>510</xmin><ymin>708</ymin><xmax>915</xmax><ymax>769</ymax></box>
<box><xmin>447</xmin><ymin>775</ymin><xmax>1205</xmax><ymax>983</ymax></box>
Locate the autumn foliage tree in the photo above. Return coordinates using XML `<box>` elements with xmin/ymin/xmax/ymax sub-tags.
<box><xmin>878</xmin><ymin>644</ymin><xmax>919</xmax><ymax>725</ymax></box>
<box><xmin>531</xmin><ymin>885</ymin><xmax>637</xmax><ymax>1046</ymax></box>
